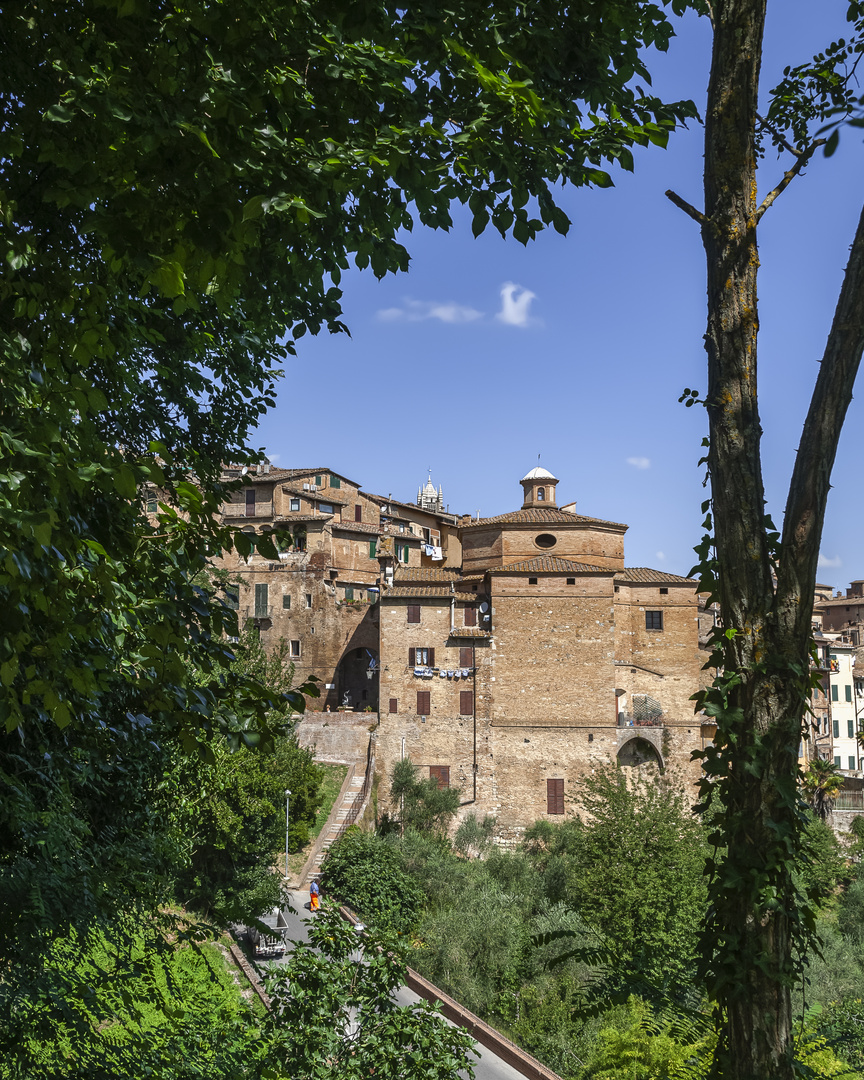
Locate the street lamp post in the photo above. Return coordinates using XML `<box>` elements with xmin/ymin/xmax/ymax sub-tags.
<box><xmin>285</xmin><ymin>789</ymin><xmax>291</xmax><ymax>878</ymax></box>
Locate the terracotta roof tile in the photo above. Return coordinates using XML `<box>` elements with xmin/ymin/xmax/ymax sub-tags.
<box><xmin>615</xmin><ymin>567</ymin><xmax>697</xmax><ymax>584</ymax></box>
<box><xmin>331</xmin><ymin>521</ymin><xmax>382</xmax><ymax>535</ymax></box>
<box><xmin>486</xmin><ymin>557</ymin><xmax>610</xmax><ymax>574</ymax></box>
<box><xmin>394</xmin><ymin>567</ymin><xmax>461</xmax><ymax>582</ymax></box>
<box><xmin>461</xmin><ymin>507</ymin><xmax>627</xmax><ymax>529</ymax></box>
<box><xmin>280</xmin><ymin>483</ymin><xmax>351</xmax><ymax>505</ymax></box>
<box><xmin>385</xmin><ymin>586</ymin><xmax>453</xmax><ymax>598</ymax></box>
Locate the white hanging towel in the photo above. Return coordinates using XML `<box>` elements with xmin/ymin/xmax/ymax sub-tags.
<box><xmin>431</xmin><ymin>546</ymin><xmax>443</xmax><ymax>561</ymax></box>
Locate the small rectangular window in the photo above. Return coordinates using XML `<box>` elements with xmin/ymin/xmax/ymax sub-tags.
<box><xmin>315</xmin><ymin>475</ymin><xmax>322</xmax><ymax>486</ymax></box>
<box><xmin>846</xmin><ymin>685</ymin><xmax>853</xmax><ymax>702</ymax></box>
<box><xmin>245</xmin><ymin>488</ymin><xmax>256</xmax><ymax>517</ymax></box>
<box><xmin>344</xmin><ymin>586</ymin><xmax>354</xmax><ymax>601</ymax></box>
<box><xmin>850</xmin><ymin>756</ymin><xmax>857</xmax><ymax>770</ymax></box>
<box><xmin>282</xmin><ymin>594</ymin><xmax>291</xmax><ymax>610</ymax></box>
<box><xmin>389</xmin><ymin>698</ymin><xmax>398</xmax><ymax>714</ymax></box>
<box><xmin>417</xmin><ymin>690</ymin><xmax>431</xmax><ymax>715</ymax></box>
<box><xmin>464</xmin><ymin>606</ymin><xmax>477</xmax><ymax>627</ymax></box>
<box><xmin>660</xmin><ymin>587</ymin><xmax>669</xmax><ymax>595</ymax></box>
<box><xmin>318</xmin><ymin>502</ymin><xmax>334</xmax><ymax>515</ymax></box>
<box><xmin>429</xmin><ymin>765</ymin><xmax>449</xmax><ymax>789</ymax></box>
<box><xmin>289</xmin><ymin>497</ymin><xmax>300</xmax><ymax>511</ymax></box>
<box><xmin>566</xmin><ymin>577</ymin><xmax>575</xmax><ymax>585</ymax></box>
<box><xmin>330</xmin><ymin>475</ymin><xmax>341</xmax><ymax>489</ymax></box>
<box><xmin>832</xmin><ymin>684</ymin><xmax>839</xmax><ymax>702</ymax></box>
<box><xmin>355</xmin><ymin>504</ymin><xmax>362</xmax><ymax>522</ymax></box>
<box><xmin>528</xmin><ymin>577</ymin><xmax>538</xmax><ymax>585</ymax></box>
<box><xmin>547</xmin><ymin>778</ymin><xmax>564</xmax><ymax>815</ymax></box>
<box><xmin>290</xmin><ymin>640</ymin><xmax>301</xmax><ymax>657</ymax></box>
<box><xmin>833</xmin><ymin>719</ymin><xmax>840</xmax><ymax>738</ymax></box>
<box><xmin>407</xmin><ymin>604</ymin><xmax>420</xmax><ymax>624</ymax></box>
<box><xmin>460</xmin><ymin>690</ymin><xmax>473</xmax><ymax>715</ymax></box>
<box><xmin>254</xmin><ymin>582</ymin><xmax>268</xmax><ymax>617</ymax></box>
<box><xmin>306</xmin><ymin>593</ymin><xmax>312</xmax><ymax>608</ymax></box>
<box><xmin>146</xmin><ymin>497</ymin><xmax>158</xmax><ymax>513</ymax></box>
<box><xmin>645</xmin><ymin>611</ymin><xmax>663</xmax><ymax>631</ymax></box>
<box><xmin>369</xmin><ymin>540</ymin><xmax>377</xmax><ymax>558</ymax></box>
<box><xmin>460</xmin><ymin>647</ymin><xmax>473</xmax><ymax>668</ymax></box>
<box><xmin>415</xmin><ymin>647</ymin><xmax>428</xmax><ymax>666</ymax></box>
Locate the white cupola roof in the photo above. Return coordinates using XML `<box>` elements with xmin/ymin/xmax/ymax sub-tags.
<box><xmin>521</xmin><ymin>465</ymin><xmax>558</xmax><ymax>482</ymax></box>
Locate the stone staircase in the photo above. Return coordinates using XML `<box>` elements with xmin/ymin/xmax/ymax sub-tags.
<box><xmin>304</xmin><ymin>769</ymin><xmax>366</xmax><ymax>885</ymax></box>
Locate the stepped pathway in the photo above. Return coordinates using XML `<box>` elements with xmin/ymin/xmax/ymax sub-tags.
<box><xmin>304</xmin><ymin>769</ymin><xmax>366</xmax><ymax>884</ymax></box>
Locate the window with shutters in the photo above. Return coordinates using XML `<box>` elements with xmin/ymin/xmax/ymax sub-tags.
<box><xmin>369</xmin><ymin>540</ymin><xmax>377</xmax><ymax>558</ymax></box>
<box><xmin>429</xmin><ymin>765</ymin><xmax>450</xmax><ymax>789</ymax></box>
<box><xmin>409</xmin><ymin>647</ymin><xmax>434</xmax><ymax>667</ymax></box>
<box><xmin>353</xmin><ymin>504</ymin><xmax>361</xmax><ymax>521</ymax></box>
<box><xmin>835</xmin><ymin>755</ymin><xmax>842</xmax><ymax>768</ymax></box>
<box><xmin>254</xmin><ymin>583</ymin><xmax>269</xmax><ymax>617</ymax></box>
<box><xmin>389</xmin><ymin>698</ymin><xmax>398</xmax><ymax>714</ymax></box>
<box><xmin>832</xmin><ymin>684</ymin><xmax>839</xmax><ymax>702</ymax></box>
<box><xmin>547</xmin><ymin>778</ymin><xmax>564</xmax><ymax>815</ymax></box>
<box><xmin>282</xmin><ymin>594</ymin><xmax>290</xmax><ymax>610</ymax></box>
<box><xmin>460</xmin><ymin>647</ymin><xmax>473</xmax><ymax>668</ymax></box>
<box><xmin>417</xmin><ymin>690</ymin><xmax>430</xmax><ymax>715</ymax></box>
<box><xmin>851</xmin><ymin>756</ymin><xmax>857</xmax><ymax>770</ymax></box>
<box><xmin>846</xmin><ymin>684</ymin><xmax>853</xmax><ymax>702</ymax></box>
<box><xmin>849</xmin><ymin>719</ymin><xmax>856</xmax><ymax>739</ymax></box>
<box><xmin>645</xmin><ymin>610</ymin><xmax>663</xmax><ymax>631</ymax></box>
<box><xmin>245</xmin><ymin>488</ymin><xmax>256</xmax><ymax>517</ymax></box>
<box><xmin>330</xmin><ymin>475</ymin><xmax>341</xmax><ymax>489</ymax></box>
<box><xmin>833</xmin><ymin>718</ymin><xmax>840</xmax><ymax>738</ymax></box>
<box><xmin>464</xmin><ymin>606</ymin><xmax>477</xmax><ymax>626</ymax></box>
<box><xmin>460</xmin><ymin>690</ymin><xmax>473</xmax><ymax>715</ymax></box>
<box><xmin>407</xmin><ymin>604</ymin><xmax>420</xmax><ymax>623</ymax></box>
<box><xmin>315</xmin><ymin>475</ymin><xmax>322</xmax><ymax>485</ymax></box>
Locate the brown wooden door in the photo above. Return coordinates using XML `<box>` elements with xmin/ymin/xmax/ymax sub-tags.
<box><xmin>459</xmin><ymin>647</ymin><xmax>473</xmax><ymax>668</ymax></box>
<box><xmin>417</xmin><ymin>690</ymin><xmax>430</xmax><ymax>714</ymax></box>
<box><xmin>460</xmin><ymin>690</ymin><xmax>473</xmax><ymax>715</ymax></box>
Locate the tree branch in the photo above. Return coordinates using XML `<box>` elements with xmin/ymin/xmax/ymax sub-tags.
<box><xmin>777</xmin><ymin>200</ymin><xmax>864</xmax><ymax>633</ymax></box>
<box><xmin>755</xmin><ymin>112</ymin><xmax>802</xmax><ymax>158</ymax></box>
<box><xmin>664</xmin><ymin>189</ymin><xmax>706</xmax><ymax>225</ymax></box>
<box><xmin>756</xmin><ymin>140</ymin><xmax>825</xmax><ymax>221</ymax></box>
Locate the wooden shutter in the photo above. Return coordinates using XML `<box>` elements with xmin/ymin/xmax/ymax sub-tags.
<box><xmin>355</xmin><ymin>504</ymin><xmax>362</xmax><ymax>521</ymax></box>
<box><xmin>429</xmin><ymin>765</ymin><xmax>450</xmax><ymax>789</ymax></box>
<box><xmin>369</xmin><ymin>540</ymin><xmax>377</xmax><ymax>558</ymax></box>
<box><xmin>547</xmin><ymin>779</ymin><xmax>564</xmax><ymax>815</ymax></box>
<box><xmin>407</xmin><ymin>604</ymin><xmax>420</xmax><ymax>623</ymax></box>
<box><xmin>464</xmin><ymin>606</ymin><xmax>477</xmax><ymax>626</ymax></box>
<box><xmin>460</xmin><ymin>647</ymin><xmax>473</xmax><ymax>668</ymax></box>
<box><xmin>460</xmin><ymin>690</ymin><xmax>473</xmax><ymax>715</ymax></box>
<box><xmin>245</xmin><ymin>488</ymin><xmax>256</xmax><ymax>516</ymax></box>
<box><xmin>428</xmin><ymin>648</ymin><xmax>435</xmax><ymax>668</ymax></box>
<box><xmin>408</xmin><ymin>648</ymin><xmax>415</xmax><ymax>666</ymax></box>
<box><xmin>389</xmin><ymin>698</ymin><xmax>398</xmax><ymax>714</ymax></box>
<box><xmin>417</xmin><ymin>690</ymin><xmax>430</xmax><ymax>714</ymax></box>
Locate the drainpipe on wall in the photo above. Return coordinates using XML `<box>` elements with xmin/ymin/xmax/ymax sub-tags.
<box><xmin>472</xmin><ymin>641</ymin><xmax>477</xmax><ymax>803</ymax></box>
<box><xmin>450</xmin><ymin>586</ymin><xmax>455</xmax><ymax>635</ymax></box>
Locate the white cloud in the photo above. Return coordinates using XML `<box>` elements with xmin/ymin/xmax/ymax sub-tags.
<box><xmin>818</xmin><ymin>553</ymin><xmax>843</xmax><ymax>568</ymax></box>
<box><xmin>376</xmin><ymin>298</ymin><xmax>482</xmax><ymax>324</ymax></box>
<box><xmin>655</xmin><ymin>551</ymin><xmax>666</xmax><ymax>562</ymax></box>
<box><xmin>627</xmin><ymin>456</ymin><xmax>651</xmax><ymax>470</ymax></box>
<box><xmin>267</xmin><ymin>453</ymin><xmax>281</xmax><ymax>464</ymax></box>
<box><xmin>496</xmin><ymin>282</ymin><xmax>537</xmax><ymax>328</ymax></box>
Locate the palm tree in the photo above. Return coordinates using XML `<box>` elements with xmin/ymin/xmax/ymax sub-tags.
<box><xmin>802</xmin><ymin>757</ymin><xmax>844</xmax><ymax>820</ymax></box>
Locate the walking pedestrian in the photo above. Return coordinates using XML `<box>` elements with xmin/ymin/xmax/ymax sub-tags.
<box><xmin>310</xmin><ymin>878</ymin><xmax>320</xmax><ymax>911</ymax></box>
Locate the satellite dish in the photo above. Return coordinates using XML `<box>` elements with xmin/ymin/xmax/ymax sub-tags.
<box><xmin>241</xmin><ymin>466</ymin><xmax>249</xmax><ymax>475</ymax></box>
<box><xmin>479</xmin><ymin>602</ymin><xmax>489</xmax><ymax>613</ymax></box>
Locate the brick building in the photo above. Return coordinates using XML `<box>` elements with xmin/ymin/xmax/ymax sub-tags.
<box><xmin>208</xmin><ymin>462</ymin><xmax>709</xmax><ymax>837</ymax></box>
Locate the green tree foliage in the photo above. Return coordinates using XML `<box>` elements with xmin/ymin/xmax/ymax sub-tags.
<box><xmin>264</xmin><ymin>906</ymin><xmax>478</xmax><ymax>1079</ymax></box>
<box><xmin>803</xmin><ymin>759</ymin><xmax>846</xmax><ymax>821</ymax></box>
<box><xmin>320</xmin><ymin>828</ymin><xmax>423</xmax><ymax>935</ymax></box>
<box><xmin>390</xmin><ymin>758</ymin><xmax>461</xmax><ymax>836</ymax></box>
<box><xmin>523</xmin><ymin>772</ymin><xmax>708</xmax><ymax>991</ymax></box>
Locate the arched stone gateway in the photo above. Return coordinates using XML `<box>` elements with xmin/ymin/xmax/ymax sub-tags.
<box><xmin>335</xmin><ymin>646</ymin><xmax>378</xmax><ymax>711</ymax></box>
<box><xmin>617</xmin><ymin>733</ymin><xmax>664</xmax><ymax>771</ymax></box>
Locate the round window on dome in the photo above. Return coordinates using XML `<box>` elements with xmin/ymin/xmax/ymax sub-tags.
<box><xmin>535</xmin><ymin>533</ymin><xmax>557</xmax><ymax>549</ymax></box>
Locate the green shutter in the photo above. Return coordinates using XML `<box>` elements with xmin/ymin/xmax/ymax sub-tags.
<box><xmin>315</xmin><ymin>475</ymin><xmax>322</xmax><ymax>485</ymax></box>
<box><xmin>254</xmin><ymin>583</ymin><xmax>269</xmax><ymax>617</ymax></box>
<box><xmin>833</xmin><ymin>719</ymin><xmax>840</xmax><ymax>738</ymax></box>
<box><xmin>846</xmin><ymin>684</ymin><xmax>853</xmax><ymax>702</ymax></box>
<box><xmin>369</xmin><ymin>540</ymin><xmax>377</xmax><ymax>558</ymax></box>
<box><xmin>832</xmin><ymin>684</ymin><xmax>839</xmax><ymax>702</ymax></box>
<box><xmin>849</xmin><ymin>719</ymin><xmax>855</xmax><ymax>739</ymax></box>
<box><xmin>330</xmin><ymin>475</ymin><xmax>341</xmax><ymax>488</ymax></box>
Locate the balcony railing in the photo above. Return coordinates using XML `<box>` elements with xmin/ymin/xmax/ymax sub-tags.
<box><xmin>834</xmin><ymin>791</ymin><xmax>864</xmax><ymax>811</ymax></box>
<box><xmin>617</xmin><ymin>713</ymin><xmax>663</xmax><ymax>728</ymax></box>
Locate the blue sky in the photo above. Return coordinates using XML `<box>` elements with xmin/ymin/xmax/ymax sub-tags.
<box><xmin>256</xmin><ymin>2</ymin><xmax>863</xmax><ymax>589</ymax></box>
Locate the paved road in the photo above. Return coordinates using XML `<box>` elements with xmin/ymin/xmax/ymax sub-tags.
<box><xmin>260</xmin><ymin>888</ymin><xmax>529</xmax><ymax>1080</ymax></box>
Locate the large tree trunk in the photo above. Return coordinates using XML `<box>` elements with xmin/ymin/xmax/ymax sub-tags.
<box><xmin>701</xmin><ymin>2</ymin><xmax>864</xmax><ymax>1077</ymax></box>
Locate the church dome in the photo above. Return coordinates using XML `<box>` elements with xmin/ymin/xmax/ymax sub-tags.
<box><xmin>521</xmin><ymin>465</ymin><xmax>558</xmax><ymax>482</ymax></box>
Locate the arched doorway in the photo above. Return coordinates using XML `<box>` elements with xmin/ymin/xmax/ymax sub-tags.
<box><xmin>617</xmin><ymin>736</ymin><xmax>664</xmax><ymax>773</ymax></box>
<box><xmin>335</xmin><ymin>646</ymin><xmax>379</xmax><ymax>711</ymax></box>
